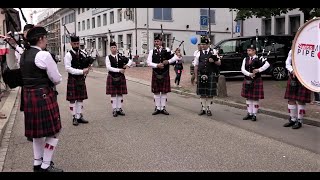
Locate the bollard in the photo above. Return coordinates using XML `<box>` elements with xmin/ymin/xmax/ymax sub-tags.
<box><xmin>217</xmin><ymin>75</ymin><xmax>227</xmax><ymax>97</ymax></box>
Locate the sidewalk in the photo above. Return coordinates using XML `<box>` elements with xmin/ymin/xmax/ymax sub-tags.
<box><xmin>93</xmin><ymin>65</ymin><xmax>320</xmax><ymax>126</ymax></box>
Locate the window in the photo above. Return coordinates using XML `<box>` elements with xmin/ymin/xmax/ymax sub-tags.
<box><xmin>87</xmin><ymin>39</ymin><xmax>91</xmax><ymax>49</ymax></box>
<box><xmin>92</xmin><ymin>39</ymin><xmax>96</xmax><ymax>49</ymax></box>
<box><xmin>153</xmin><ymin>8</ymin><xmax>172</xmax><ymax>21</ymax></box>
<box><xmin>78</xmin><ymin>8</ymin><xmax>80</xmax><ymax>14</ymax></box>
<box><xmin>263</xmin><ymin>18</ymin><xmax>271</xmax><ymax>35</ymax></box>
<box><xmin>289</xmin><ymin>16</ymin><xmax>300</xmax><ymax>35</ymax></box>
<box><xmin>97</xmin><ymin>15</ymin><xmax>101</xmax><ymax>27</ymax></box>
<box><xmin>82</xmin><ymin>8</ymin><xmax>85</xmax><ymax>13</ymax></box>
<box><xmin>61</xmin><ymin>17</ymin><xmax>64</xmax><ymax>25</ymax></box>
<box><xmin>110</xmin><ymin>11</ymin><xmax>114</xmax><ymax>24</ymax></box>
<box><xmin>275</xmin><ymin>17</ymin><xmax>285</xmax><ymax>35</ymax></box>
<box><xmin>210</xmin><ymin>35</ymin><xmax>215</xmax><ymax>45</ymax></box>
<box><xmin>98</xmin><ymin>38</ymin><xmax>102</xmax><ymax>49</ymax></box>
<box><xmin>78</xmin><ymin>22</ymin><xmax>80</xmax><ymax>31</ymax></box>
<box><xmin>154</xmin><ymin>33</ymin><xmax>172</xmax><ymax>48</ymax></box>
<box><xmin>117</xmin><ymin>9</ymin><xmax>122</xmax><ymax>22</ymax></box>
<box><xmin>219</xmin><ymin>40</ymin><xmax>237</xmax><ymax>54</ymax></box>
<box><xmin>103</xmin><ymin>13</ymin><xmax>107</xmax><ymax>25</ymax></box>
<box><xmin>92</xmin><ymin>17</ymin><xmax>95</xmax><ymax>28</ymax></box>
<box><xmin>200</xmin><ymin>8</ymin><xmax>215</xmax><ymax>24</ymax></box>
<box><xmin>87</xmin><ymin>19</ymin><xmax>90</xmax><ymax>29</ymax></box>
<box><xmin>82</xmin><ymin>20</ymin><xmax>85</xmax><ymax>31</ymax></box>
<box><xmin>126</xmin><ymin>34</ymin><xmax>132</xmax><ymax>48</ymax></box>
<box><xmin>118</xmin><ymin>35</ymin><xmax>123</xmax><ymax>48</ymax></box>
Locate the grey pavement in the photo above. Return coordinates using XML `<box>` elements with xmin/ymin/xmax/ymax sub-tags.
<box><xmin>1</xmin><ymin>64</ymin><xmax>320</xmax><ymax>172</ymax></box>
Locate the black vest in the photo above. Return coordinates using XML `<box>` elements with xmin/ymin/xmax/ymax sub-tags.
<box><xmin>69</xmin><ymin>50</ymin><xmax>86</xmax><ymax>77</ymax></box>
<box><xmin>152</xmin><ymin>48</ymin><xmax>172</xmax><ymax>74</ymax></box>
<box><xmin>198</xmin><ymin>49</ymin><xmax>219</xmax><ymax>74</ymax></box>
<box><xmin>245</xmin><ymin>56</ymin><xmax>263</xmax><ymax>79</ymax></box>
<box><xmin>20</xmin><ymin>47</ymin><xmax>52</xmax><ymax>88</ymax></box>
<box><xmin>108</xmin><ymin>54</ymin><xmax>125</xmax><ymax>77</ymax></box>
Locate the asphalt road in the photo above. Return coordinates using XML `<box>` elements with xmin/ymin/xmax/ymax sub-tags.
<box><xmin>2</xmin><ymin>65</ymin><xmax>320</xmax><ymax>172</ymax></box>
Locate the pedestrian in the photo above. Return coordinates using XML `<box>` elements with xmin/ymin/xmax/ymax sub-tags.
<box><xmin>241</xmin><ymin>44</ymin><xmax>270</xmax><ymax>121</ymax></box>
<box><xmin>105</xmin><ymin>41</ymin><xmax>132</xmax><ymax>117</ymax></box>
<box><xmin>283</xmin><ymin>50</ymin><xmax>311</xmax><ymax>129</ymax></box>
<box><xmin>147</xmin><ymin>34</ymin><xmax>182</xmax><ymax>115</ymax></box>
<box><xmin>19</xmin><ymin>26</ymin><xmax>63</xmax><ymax>172</ymax></box>
<box><xmin>64</xmin><ymin>36</ymin><xmax>90</xmax><ymax>126</ymax></box>
<box><xmin>193</xmin><ymin>36</ymin><xmax>221</xmax><ymax>116</ymax></box>
<box><xmin>174</xmin><ymin>48</ymin><xmax>184</xmax><ymax>87</ymax></box>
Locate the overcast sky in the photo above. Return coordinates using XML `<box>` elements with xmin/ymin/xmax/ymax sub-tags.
<box><xmin>15</xmin><ymin>8</ymin><xmax>47</xmax><ymax>28</ymax></box>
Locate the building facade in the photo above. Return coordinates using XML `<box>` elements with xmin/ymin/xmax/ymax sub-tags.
<box><xmin>241</xmin><ymin>9</ymin><xmax>304</xmax><ymax>37</ymax></box>
<box><xmin>50</xmin><ymin>8</ymin><xmax>235</xmax><ymax>64</ymax></box>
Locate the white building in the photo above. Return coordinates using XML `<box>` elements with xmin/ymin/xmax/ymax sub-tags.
<box><xmin>241</xmin><ymin>9</ymin><xmax>304</xmax><ymax>37</ymax></box>
<box><xmin>61</xmin><ymin>8</ymin><xmax>237</xmax><ymax>64</ymax></box>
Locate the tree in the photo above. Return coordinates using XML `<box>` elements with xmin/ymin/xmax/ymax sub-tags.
<box><xmin>230</xmin><ymin>8</ymin><xmax>320</xmax><ymax>22</ymax></box>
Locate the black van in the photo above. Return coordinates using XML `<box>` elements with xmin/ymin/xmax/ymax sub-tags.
<box><xmin>213</xmin><ymin>35</ymin><xmax>293</xmax><ymax>80</ymax></box>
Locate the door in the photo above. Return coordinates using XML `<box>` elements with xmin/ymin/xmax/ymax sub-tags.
<box><xmin>217</xmin><ymin>39</ymin><xmax>241</xmax><ymax>73</ymax></box>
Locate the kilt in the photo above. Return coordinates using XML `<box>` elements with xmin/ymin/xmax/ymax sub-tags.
<box><xmin>151</xmin><ymin>71</ymin><xmax>171</xmax><ymax>94</ymax></box>
<box><xmin>196</xmin><ymin>73</ymin><xmax>217</xmax><ymax>97</ymax></box>
<box><xmin>241</xmin><ymin>77</ymin><xmax>264</xmax><ymax>100</ymax></box>
<box><xmin>284</xmin><ymin>74</ymin><xmax>311</xmax><ymax>103</ymax></box>
<box><xmin>106</xmin><ymin>74</ymin><xmax>127</xmax><ymax>95</ymax></box>
<box><xmin>24</xmin><ymin>87</ymin><xmax>61</xmax><ymax>138</ymax></box>
<box><xmin>66</xmin><ymin>75</ymin><xmax>88</xmax><ymax>101</ymax></box>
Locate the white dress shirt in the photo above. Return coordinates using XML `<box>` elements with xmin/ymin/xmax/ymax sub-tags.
<box><xmin>15</xmin><ymin>44</ymin><xmax>24</xmax><ymax>65</ymax></box>
<box><xmin>241</xmin><ymin>55</ymin><xmax>270</xmax><ymax>77</ymax></box>
<box><xmin>105</xmin><ymin>53</ymin><xmax>133</xmax><ymax>73</ymax></box>
<box><xmin>147</xmin><ymin>47</ymin><xmax>182</xmax><ymax>68</ymax></box>
<box><xmin>64</xmin><ymin>49</ymin><xmax>85</xmax><ymax>75</ymax></box>
<box><xmin>32</xmin><ymin>46</ymin><xmax>62</xmax><ymax>85</ymax></box>
<box><xmin>285</xmin><ymin>50</ymin><xmax>293</xmax><ymax>73</ymax></box>
<box><xmin>192</xmin><ymin>48</ymin><xmax>219</xmax><ymax>66</ymax></box>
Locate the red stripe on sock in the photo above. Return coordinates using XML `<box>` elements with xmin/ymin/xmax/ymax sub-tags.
<box><xmin>247</xmin><ymin>104</ymin><xmax>250</xmax><ymax>107</ymax></box>
<box><xmin>69</xmin><ymin>107</ymin><xmax>73</xmax><ymax>111</ymax></box>
<box><xmin>288</xmin><ymin>109</ymin><xmax>291</xmax><ymax>113</ymax></box>
<box><xmin>121</xmin><ymin>100</ymin><xmax>123</xmax><ymax>103</ymax></box>
<box><xmin>45</xmin><ymin>143</ymin><xmax>50</xmax><ymax>149</ymax></box>
<box><xmin>254</xmin><ymin>105</ymin><xmax>259</xmax><ymax>108</ymax></box>
<box><xmin>49</xmin><ymin>145</ymin><xmax>54</xmax><ymax>150</ymax></box>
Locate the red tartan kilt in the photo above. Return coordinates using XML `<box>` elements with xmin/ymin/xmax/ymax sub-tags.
<box><xmin>284</xmin><ymin>74</ymin><xmax>311</xmax><ymax>103</ymax></box>
<box><xmin>66</xmin><ymin>76</ymin><xmax>88</xmax><ymax>101</ymax></box>
<box><xmin>241</xmin><ymin>77</ymin><xmax>264</xmax><ymax>100</ymax></box>
<box><xmin>151</xmin><ymin>72</ymin><xmax>171</xmax><ymax>94</ymax></box>
<box><xmin>106</xmin><ymin>74</ymin><xmax>128</xmax><ymax>95</ymax></box>
<box><xmin>24</xmin><ymin>87</ymin><xmax>61</xmax><ymax>138</ymax></box>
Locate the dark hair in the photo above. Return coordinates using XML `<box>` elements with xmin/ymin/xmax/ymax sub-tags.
<box><xmin>28</xmin><ymin>35</ymin><xmax>45</xmax><ymax>46</ymax></box>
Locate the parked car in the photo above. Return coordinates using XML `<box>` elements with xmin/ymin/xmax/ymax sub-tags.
<box><xmin>213</xmin><ymin>35</ymin><xmax>293</xmax><ymax>80</ymax></box>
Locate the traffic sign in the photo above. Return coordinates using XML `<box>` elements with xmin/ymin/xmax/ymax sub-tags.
<box><xmin>196</xmin><ymin>31</ymin><xmax>208</xmax><ymax>36</ymax></box>
<box><xmin>235</xmin><ymin>25</ymin><xmax>240</xmax><ymax>33</ymax></box>
<box><xmin>200</xmin><ymin>16</ymin><xmax>208</xmax><ymax>30</ymax></box>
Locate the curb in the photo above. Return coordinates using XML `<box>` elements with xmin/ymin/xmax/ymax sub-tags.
<box><xmin>92</xmin><ymin>70</ymin><xmax>320</xmax><ymax>128</ymax></box>
<box><xmin>0</xmin><ymin>87</ymin><xmax>20</xmax><ymax>145</ymax></box>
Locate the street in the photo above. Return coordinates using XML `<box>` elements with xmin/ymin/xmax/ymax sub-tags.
<box><xmin>2</xmin><ymin>65</ymin><xmax>320</xmax><ymax>172</ymax></box>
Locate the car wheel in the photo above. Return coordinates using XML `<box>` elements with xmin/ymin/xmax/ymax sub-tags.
<box><xmin>272</xmin><ymin>66</ymin><xmax>287</xmax><ymax>81</ymax></box>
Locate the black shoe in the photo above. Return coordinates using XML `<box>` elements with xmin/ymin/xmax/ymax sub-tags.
<box><xmin>292</xmin><ymin>121</ymin><xmax>302</xmax><ymax>129</ymax></box>
<box><xmin>27</xmin><ymin>137</ymin><xmax>33</xmax><ymax>142</ymax></box>
<box><xmin>251</xmin><ymin>115</ymin><xmax>257</xmax><ymax>121</ymax></box>
<box><xmin>161</xmin><ymin>109</ymin><xmax>169</xmax><ymax>115</ymax></box>
<box><xmin>283</xmin><ymin>118</ymin><xmax>296</xmax><ymax>127</ymax></box>
<box><xmin>198</xmin><ymin>110</ymin><xmax>206</xmax><ymax>116</ymax></box>
<box><xmin>243</xmin><ymin>114</ymin><xmax>253</xmax><ymax>120</ymax></box>
<box><xmin>113</xmin><ymin>110</ymin><xmax>118</xmax><ymax>117</ymax></box>
<box><xmin>117</xmin><ymin>109</ymin><xmax>126</xmax><ymax>116</ymax></box>
<box><xmin>77</xmin><ymin>114</ymin><xmax>88</xmax><ymax>123</ymax></box>
<box><xmin>34</xmin><ymin>160</ymin><xmax>54</xmax><ymax>172</ymax></box>
<box><xmin>152</xmin><ymin>109</ymin><xmax>161</xmax><ymax>115</ymax></box>
<box><xmin>33</xmin><ymin>165</ymin><xmax>41</xmax><ymax>172</ymax></box>
<box><xmin>40</xmin><ymin>165</ymin><xmax>64</xmax><ymax>172</ymax></box>
<box><xmin>72</xmin><ymin>117</ymin><xmax>79</xmax><ymax>126</ymax></box>
<box><xmin>206</xmin><ymin>110</ymin><xmax>212</xmax><ymax>116</ymax></box>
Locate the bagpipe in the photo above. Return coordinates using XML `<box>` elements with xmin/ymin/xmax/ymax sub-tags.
<box><xmin>116</xmin><ymin>41</ymin><xmax>132</xmax><ymax>68</ymax></box>
<box><xmin>159</xmin><ymin>24</ymin><xmax>186</xmax><ymax>65</ymax></box>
